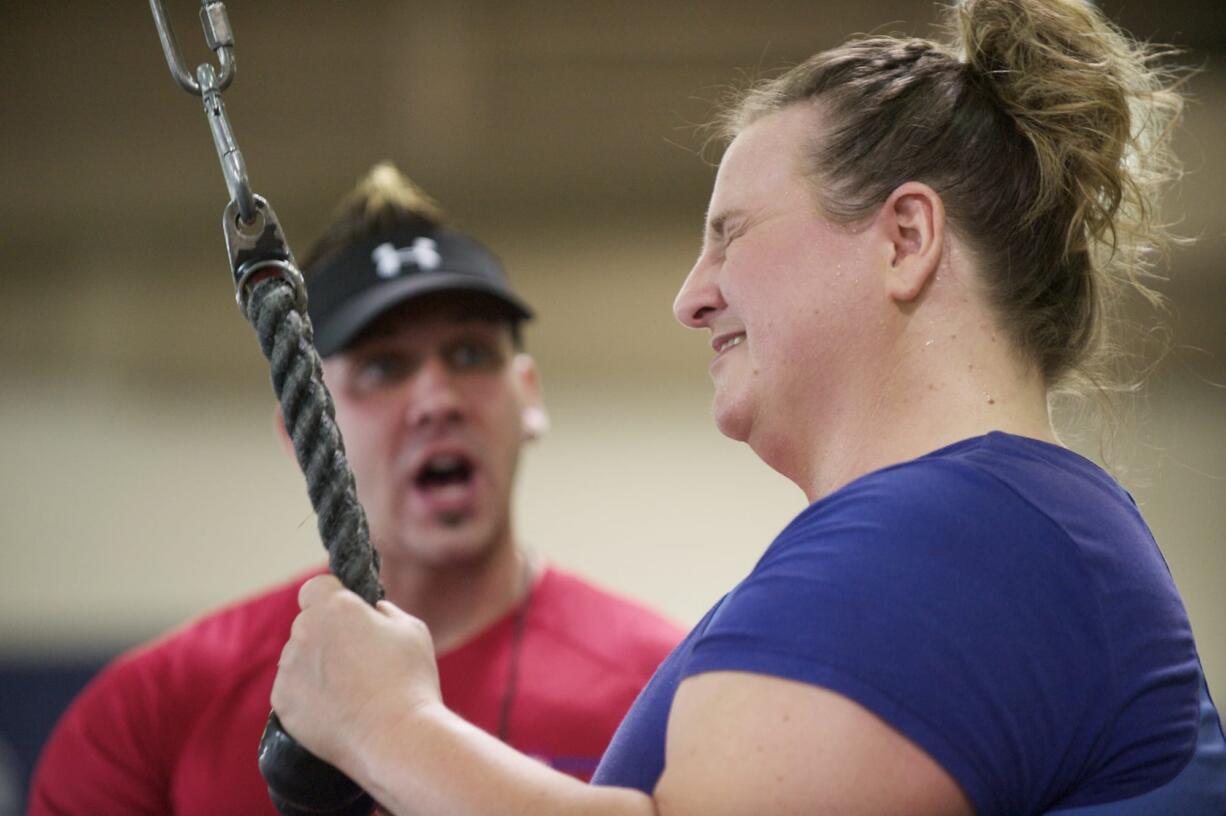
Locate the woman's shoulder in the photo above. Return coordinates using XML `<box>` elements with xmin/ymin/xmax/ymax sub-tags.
<box><xmin>779</xmin><ymin>432</ymin><xmax>1141</xmax><ymax>558</ymax></box>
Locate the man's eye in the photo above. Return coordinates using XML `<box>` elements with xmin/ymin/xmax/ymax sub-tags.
<box><xmin>447</xmin><ymin>341</ymin><xmax>501</xmax><ymax>371</ymax></box>
<box><xmin>353</xmin><ymin>353</ymin><xmax>412</xmax><ymax>388</ymax></box>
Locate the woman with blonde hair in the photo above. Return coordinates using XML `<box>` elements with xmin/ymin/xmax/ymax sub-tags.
<box><xmin>271</xmin><ymin>0</ymin><xmax>1226</xmax><ymax>812</ymax></box>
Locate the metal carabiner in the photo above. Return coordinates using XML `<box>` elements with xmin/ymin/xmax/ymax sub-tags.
<box><xmin>198</xmin><ymin>62</ymin><xmax>256</xmax><ymax>224</ymax></box>
<box><xmin>149</xmin><ymin>0</ymin><xmax>256</xmax><ymax>223</ymax></box>
<box><xmin>148</xmin><ymin>0</ymin><xmax>236</xmax><ymax>95</ymax></box>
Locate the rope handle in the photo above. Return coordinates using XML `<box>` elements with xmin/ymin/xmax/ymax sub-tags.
<box><xmin>244</xmin><ymin>269</ymin><xmax>381</xmax><ymax>816</ymax></box>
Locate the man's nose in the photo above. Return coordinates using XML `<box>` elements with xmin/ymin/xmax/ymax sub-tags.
<box><xmin>673</xmin><ymin>253</ymin><xmax>724</xmax><ymax>329</ymax></box>
<box><xmin>404</xmin><ymin>356</ymin><xmax>463</xmax><ymax>429</ymax></box>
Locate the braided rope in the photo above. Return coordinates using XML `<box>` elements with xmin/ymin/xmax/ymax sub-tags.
<box><xmin>244</xmin><ymin>276</ymin><xmax>383</xmax><ymax>606</ymax></box>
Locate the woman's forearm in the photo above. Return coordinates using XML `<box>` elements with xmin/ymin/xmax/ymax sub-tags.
<box><xmin>348</xmin><ymin>702</ymin><xmax>657</xmax><ymax>816</ymax></box>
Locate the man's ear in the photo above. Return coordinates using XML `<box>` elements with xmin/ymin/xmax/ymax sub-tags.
<box><xmin>879</xmin><ymin>181</ymin><xmax>945</xmax><ymax>303</ymax></box>
<box><xmin>512</xmin><ymin>354</ymin><xmax>550</xmax><ymax>441</ymax></box>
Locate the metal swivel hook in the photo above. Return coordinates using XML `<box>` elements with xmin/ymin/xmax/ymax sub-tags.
<box><xmin>149</xmin><ymin>0</ymin><xmax>256</xmax><ymax>223</ymax></box>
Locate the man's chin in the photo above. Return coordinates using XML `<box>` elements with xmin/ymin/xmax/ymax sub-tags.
<box><xmin>436</xmin><ymin>510</ymin><xmax>469</xmax><ymax>529</ymax></box>
<box><xmin>386</xmin><ymin>519</ymin><xmax>501</xmax><ymax>566</ymax></box>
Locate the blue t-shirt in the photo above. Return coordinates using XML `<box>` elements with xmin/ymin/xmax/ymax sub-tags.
<box><xmin>594</xmin><ymin>433</ymin><xmax>1226</xmax><ymax>814</ymax></box>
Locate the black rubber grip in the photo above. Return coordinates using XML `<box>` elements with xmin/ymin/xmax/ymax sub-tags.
<box><xmin>258</xmin><ymin>712</ymin><xmax>375</xmax><ymax>816</ymax></box>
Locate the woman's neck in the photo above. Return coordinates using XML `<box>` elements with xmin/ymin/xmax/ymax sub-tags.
<box><xmin>768</xmin><ymin>300</ymin><xmax>1057</xmax><ymax>504</ymax></box>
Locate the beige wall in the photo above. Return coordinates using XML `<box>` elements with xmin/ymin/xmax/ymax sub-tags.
<box><xmin>1</xmin><ymin>0</ymin><xmax>1223</xmax><ymax>700</ymax></box>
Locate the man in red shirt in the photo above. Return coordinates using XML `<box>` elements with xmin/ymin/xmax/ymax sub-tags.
<box><xmin>29</xmin><ymin>163</ymin><xmax>683</xmax><ymax>815</ymax></box>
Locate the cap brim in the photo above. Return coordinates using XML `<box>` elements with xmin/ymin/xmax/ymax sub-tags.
<box><xmin>311</xmin><ymin>272</ymin><xmax>533</xmax><ymax>357</ymax></box>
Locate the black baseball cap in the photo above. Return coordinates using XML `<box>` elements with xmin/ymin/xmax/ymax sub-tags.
<box><xmin>304</xmin><ymin>225</ymin><xmax>534</xmax><ymax>357</ymax></box>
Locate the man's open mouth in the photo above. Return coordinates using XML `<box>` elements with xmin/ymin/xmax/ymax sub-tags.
<box><xmin>414</xmin><ymin>454</ymin><xmax>475</xmax><ymax>491</ymax></box>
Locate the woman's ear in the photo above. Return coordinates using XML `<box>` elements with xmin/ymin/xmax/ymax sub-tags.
<box><xmin>880</xmin><ymin>181</ymin><xmax>945</xmax><ymax>303</ymax></box>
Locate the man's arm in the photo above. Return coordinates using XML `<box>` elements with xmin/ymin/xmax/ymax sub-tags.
<box><xmin>28</xmin><ymin>659</ymin><xmax>172</xmax><ymax>815</ymax></box>
<box><xmin>274</xmin><ymin>577</ymin><xmax>974</xmax><ymax>816</ymax></box>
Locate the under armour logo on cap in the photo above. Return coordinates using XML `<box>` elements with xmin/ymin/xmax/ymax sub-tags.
<box><xmin>307</xmin><ymin>227</ymin><xmax>533</xmax><ymax>357</ymax></box>
<box><xmin>372</xmin><ymin>238</ymin><xmax>442</xmax><ymax>278</ymax></box>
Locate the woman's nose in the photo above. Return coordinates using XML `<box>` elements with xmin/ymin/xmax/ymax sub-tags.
<box><xmin>673</xmin><ymin>253</ymin><xmax>724</xmax><ymax>329</ymax></box>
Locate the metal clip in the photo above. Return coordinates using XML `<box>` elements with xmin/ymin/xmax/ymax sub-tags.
<box><xmin>224</xmin><ymin>196</ymin><xmax>308</xmax><ymax>315</ymax></box>
<box><xmin>198</xmin><ymin>63</ymin><xmax>256</xmax><ymax>223</ymax></box>
<box><xmin>150</xmin><ymin>0</ymin><xmax>255</xmax><ymax>223</ymax></box>
<box><xmin>149</xmin><ymin>0</ymin><xmax>236</xmax><ymax>95</ymax></box>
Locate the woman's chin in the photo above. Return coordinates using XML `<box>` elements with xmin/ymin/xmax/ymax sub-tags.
<box><xmin>711</xmin><ymin>395</ymin><xmax>753</xmax><ymax>443</ymax></box>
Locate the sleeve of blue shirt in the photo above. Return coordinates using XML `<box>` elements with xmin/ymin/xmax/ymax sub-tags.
<box><xmin>681</xmin><ymin>458</ymin><xmax>1113</xmax><ymax>815</ymax></box>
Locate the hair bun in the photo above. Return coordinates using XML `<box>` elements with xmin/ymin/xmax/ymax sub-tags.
<box><xmin>950</xmin><ymin>0</ymin><xmax>1182</xmax><ymax>251</ymax></box>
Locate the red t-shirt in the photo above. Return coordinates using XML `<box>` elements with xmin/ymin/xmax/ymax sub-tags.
<box><xmin>29</xmin><ymin>566</ymin><xmax>682</xmax><ymax>815</ymax></box>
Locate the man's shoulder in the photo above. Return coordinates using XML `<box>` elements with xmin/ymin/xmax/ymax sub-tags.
<box><xmin>28</xmin><ymin>570</ymin><xmax>325</xmax><ymax>814</ymax></box>
<box><xmin>530</xmin><ymin>566</ymin><xmax>684</xmax><ymax>679</ymax></box>
<box><xmin>115</xmin><ymin>565</ymin><xmax>325</xmax><ymax>682</ymax></box>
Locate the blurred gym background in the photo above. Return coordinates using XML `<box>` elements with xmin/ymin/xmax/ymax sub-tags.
<box><xmin>1</xmin><ymin>1</ymin><xmax>1222</xmax><ymax>810</ymax></box>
